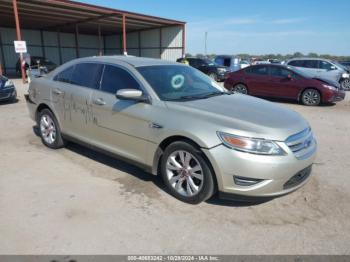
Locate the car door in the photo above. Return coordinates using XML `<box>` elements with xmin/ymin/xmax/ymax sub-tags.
<box><xmin>268</xmin><ymin>66</ymin><xmax>301</xmax><ymax>98</ymax></box>
<box><xmin>90</xmin><ymin>64</ymin><xmax>153</xmax><ymax>164</ymax></box>
<box><xmin>51</xmin><ymin>63</ymin><xmax>103</xmax><ymax>140</ymax></box>
<box><xmin>301</xmin><ymin>60</ymin><xmax>319</xmax><ymax>77</ymax></box>
<box><xmin>244</xmin><ymin>65</ymin><xmax>270</xmax><ymax>96</ymax></box>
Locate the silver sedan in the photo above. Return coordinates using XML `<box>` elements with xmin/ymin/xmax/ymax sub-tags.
<box><xmin>25</xmin><ymin>56</ymin><xmax>317</xmax><ymax>204</ymax></box>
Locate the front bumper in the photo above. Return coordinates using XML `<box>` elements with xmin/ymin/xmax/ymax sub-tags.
<box><xmin>203</xmin><ymin>139</ymin><xmax>316</xmax><ymax>198</ymax></box>
<box><xmin>323</xmin><ymin>89</ymin><xmax>346</xmax><ymax>103</ymax></box>
<box><xmin>0</xmin><ymin>87</ymin><xmax>16</xmax><ymax>101</ymax></box>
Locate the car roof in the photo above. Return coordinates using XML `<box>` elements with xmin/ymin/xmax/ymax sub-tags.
<box><xmin>288</xmin><ymin>57</ymin><xmax>332</xmax><ymax>62</ymax></box>
<box><xmin>70</xmin><ymin>55</ymin><xmax>179</xmax><ymax>67</ymax></box>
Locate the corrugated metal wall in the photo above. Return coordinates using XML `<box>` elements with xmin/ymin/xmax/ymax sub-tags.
<box><xmin>0</xmin><ymin>25</ymin><xmax>183</xmax><ymax>74</ymax></box>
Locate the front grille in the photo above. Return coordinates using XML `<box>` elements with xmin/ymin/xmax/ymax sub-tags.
<box><xmin>0</xmin><ymin>92</ymin><xmax>11</xmax><ymax>100</ymax></box>
<box><xmin>285</xmin><ymin>128</ymin><xmax>316</xmax><ymax>160</ymax></box>
<box><xmin>283</xmin><ymin>165</ymin><xmax>312</xmax><ymax>190</ymax></box>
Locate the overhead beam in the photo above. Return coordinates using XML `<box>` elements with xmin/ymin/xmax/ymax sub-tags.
<box><xmin>41</xmin><ymin>13</ymin><xmax>117</xmax><ymax>31</ymax></box>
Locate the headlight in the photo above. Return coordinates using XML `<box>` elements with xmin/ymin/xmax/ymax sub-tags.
<box><xmin>342</xmin><ymin>73</ymin><xmax>349</xmax><ymax>78</ymax></box>
<box><xmin>322</xmin><ymin>84</ymin><xmax>337</xmax><ymax>90</ymax></box>
<box><xmin>217</xmin><ymin>131</ymin><xmax>286</xmax><ymax>155</ymax></box>
<box><xmin>4</xmin><ymin>80</ymin><xmax>14</xmax><ymax>88</ymax></box>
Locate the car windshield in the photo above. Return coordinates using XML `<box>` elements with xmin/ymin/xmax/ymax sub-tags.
<box><xmin>333</xmin><ymin>61</ymin><xmax>348</xmax><ymax>71</ymax></box>
<box><xmin>203</xmin><ymin>59</ymin><xmax>216</xmax><ymax>66</ymax></box>
<box><xmin>286</xmin><ymin>65</ymin><xmax>313</xmax><ymax>78</ymax></box>
<box><xmin>137</xmin><ymin>65</ymin><xmax>227</xmax><ymax>101</ymax></box>
<box><xmin>32</xmin><ymin>57</ymin><xmax>55</xmax><ymax>65</ymax></box>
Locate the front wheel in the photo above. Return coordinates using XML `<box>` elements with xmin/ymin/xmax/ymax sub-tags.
<box><xmin>340</xmin><ymin>78</ymin><xmax>350</xmax><ymax>91</ymax></box>
<box><xmin>160</xmin><ymin>141</ymin><xmax>215</xmax><ymax>204</ymax></box>
<box><xmin>301</xmin><ymin>89</ymin><xmax>321</xmax><ymax>106</ymax></box>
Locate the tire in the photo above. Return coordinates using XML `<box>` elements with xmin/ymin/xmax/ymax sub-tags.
<box><xmin>9</xmin><ymin>90</ymin><xmax>17</xmax><ymax>103</ymax></box>
<box><xmin>37</xmin><ymin>109</ymin><xmax>65</xmax><ymax>149</ymax></box>
<box><xmin>160</xmin><ymin>141</ymin><xmax>216</xmax><ymax>204</ymax></box>
<box><xmin>301</xmin><ymin>88</ymin><xmax>321</xmax><ymax>106</ymax></box>
<box><xmin>208</xmin><ymin>73</ymin><xmax>218</xmax><ymax>82</ymax></box>
<box><xmin>340</xmin><ymin>78</ymin><xmax>350</xmax><ymax>91</ymax></box>
<box><xmin>232</xmin><ymin>83</ymin><xmax>248</xmax><ymax>94</ymax></box>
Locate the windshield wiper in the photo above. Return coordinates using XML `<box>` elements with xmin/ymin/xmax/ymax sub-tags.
<box><xmin>165</xmin><ymin>92</ymin><xmax>229</xmax><ymax>102</ymax></box>
<box><xmin>198</xmin><ymin>91</ymin><xmax>229</xmax><ymax>99</ymax></box>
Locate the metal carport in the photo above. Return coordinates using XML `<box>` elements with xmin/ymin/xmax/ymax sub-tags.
<box><xmin>0</xmin><ymin>0</ymin><xmax>186</xmax><ymax>81</ymax></box>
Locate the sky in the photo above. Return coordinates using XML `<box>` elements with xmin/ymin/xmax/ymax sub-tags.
<box><xmin>80</xmin><ymin>0</ymin><xmax>350</xmax><ymax>56</ymax></box>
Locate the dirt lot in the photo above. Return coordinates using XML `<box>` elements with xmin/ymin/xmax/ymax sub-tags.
<box><xmin>0</xmin><ymin>79</ymin><xmax>350</xmax><ymax>255</ymax></box>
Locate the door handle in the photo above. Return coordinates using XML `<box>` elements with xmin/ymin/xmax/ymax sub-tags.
<box><xmin>93</xmin><ymin>98</ymin><xmax>106</xmax><ymax>106</ymax></box>
<box><xmin>53</xmin><ymin>88</ymin><xmax>64</xmax><ymax>95</ymax></box>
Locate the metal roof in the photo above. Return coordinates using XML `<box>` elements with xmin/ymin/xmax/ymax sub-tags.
<box><xmin>0</xmin><ymin>0</ymin><xmax>185</xmax><ymax>35</ymax></box>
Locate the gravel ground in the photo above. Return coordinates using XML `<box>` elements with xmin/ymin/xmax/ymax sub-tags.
<box><xmin>0</xmin><ymin>79</ymin><xmax>349</xmax><ymax>255</ymax></box>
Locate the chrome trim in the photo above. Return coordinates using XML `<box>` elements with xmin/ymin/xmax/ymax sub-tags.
<box><xmin>285</xmin><ymin>128</ymin><xmax>317</xmax><ymax>160</ymax></box>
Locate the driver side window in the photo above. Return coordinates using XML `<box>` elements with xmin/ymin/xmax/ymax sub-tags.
<box><xmin>319</xmin><ymin>61</ymin><xmax>334</xmax><ymax>70</ymax></box>
<box><xmin>100</xmin><ymin>65</ymin><xmax>140</xmax><ymax>94</ymax></box>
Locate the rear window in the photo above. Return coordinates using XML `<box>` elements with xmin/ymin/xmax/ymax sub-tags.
<box><xmin>70</xmin><ymin>63</ymin><xmax>103</xmax><ymax>89</ymax></box>
<box><xmin>303</xmin><ymin>60</ymin><xmax>319</xmax><ymax>69</ymax></box>
<box><xmin>54</xmin><ymin>66</ymin><xmax>74</xmax><ymax>83</ymax></box>
<box><xmin>246</xmin><ymin>66</ymin><xmax>269</xmax><ymax>76</ymax></box>
<box><xmin>288</xmin><ymin>60</ymin><xmax>304</xmax><ymax>67</ymax></box>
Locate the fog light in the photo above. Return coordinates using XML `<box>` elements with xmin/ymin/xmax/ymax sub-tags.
<box><xmin>233</xmin><ymin>176</ymin><xmax>263</xmax><ymax>186</ymax></box>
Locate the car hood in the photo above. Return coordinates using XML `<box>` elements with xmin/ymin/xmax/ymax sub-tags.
<box><xmin>165</xmin><ymin>94</ymin><xmax>309</xmax><ymax>143</ymax></box>
<box><xmin>313</xmin><ymin>77</ymin><xmax>340</xmax><ymax>88</ymax></box>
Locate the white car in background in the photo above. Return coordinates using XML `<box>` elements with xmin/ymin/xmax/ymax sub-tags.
<box><xmin>286</xmin><ymin>58</ymin><xmax>350</xmax><ymax>90</ymax></box>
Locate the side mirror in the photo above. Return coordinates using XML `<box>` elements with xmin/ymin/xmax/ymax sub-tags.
<box><xmin>329</xmin><ymin>65</ymin><xmax>337</xmax><ymax>71</ymax></box>
<box><xmin>287</xmin><ymin>74</ymin><xmax>292</xmax><ymax>80</ymax></box>
<box><xmin>116</xmin><ymin>89</ymin><xmax>148</xmax><ymax>102</ymax></box>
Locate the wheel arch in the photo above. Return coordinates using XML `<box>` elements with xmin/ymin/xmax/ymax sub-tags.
<box><xmin>298</xmin><ymin>87</ymin><xmax>322</xmax><ymax>102</ymax></box>
<box><xmin>35</xmin><ymin>103</ymin><xmax>54</xmax><ymax>122</ymax></box>
<box><xmin>151</xmin><ymin>135</ymin><xmax>219</xmax><ymax>192</ymax></box>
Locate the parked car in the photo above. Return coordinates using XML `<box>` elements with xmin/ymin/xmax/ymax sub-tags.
<box><xmin>0</xmin><ymin>75</ymin><xmax>17</xmax><ymax>102</ymax></box>
<box><xmin>339</xmin><ymin>61</ymin><xmax>350</xmax><ymax>70</ymax></box>
<box><xmin>286</xmin><ymin>58</ymin><xmax>350</xmax><ymax>90</ymax></box>
<box><xmin>176</xmin><ymin>57</ymin><xmax>228</xmax><ymax>81</ymax></box>
<box><xmin>214</xmin><ymin>55</ymin><xmax>242</xmax><ymax>72</ymax></box>
<box><xmin>16</xmin><ymin>56</ymin><xmax>57</xmax><ymax>75</ymax></box>
<box><xmin>26</xmin><ymin>56</ymin><xmax>317</xmax><ymax>204</ymax></box>
<box><xmin>240</xmin><ymin>60</ymin><xmax>251</xmax><ymax>69</ymax></box>
<box><xmin>224</xmin><ymin>64</ymin><xmax>345</xmax><ymax>106</ymax></box>
<box><xmin>268</xmin><ymin>59</ymin><xmax>281</xmax><ymax>64</ymax></box>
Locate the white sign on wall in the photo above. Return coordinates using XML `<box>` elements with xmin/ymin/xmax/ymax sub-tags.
<box><xmin>14</xmin><ymin>41</ymin><xmax>27</xmax><ymax>53</ymax></box>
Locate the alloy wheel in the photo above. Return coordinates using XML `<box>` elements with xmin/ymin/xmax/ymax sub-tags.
<box><xmin>165</xmin><ymin>150</ymin><xmax>204</xmax><ymax>197</ymax></box>
<box><xmin>341</xmin><ymin>79</ymin><xmax>350</xmax><ymax>91</ymax></box>
<box><xmin>40</xmin><ymin>114</ymin><xmax>57</xmax><ymax>144</ymax></box>
<box><xmin>302</xmin><ymin>89</ymin><xmax>320</xmax><ymax>106</ymax></box>
<box><xmin>233</xmin><ymin>84</ymin><xmax>248</xmax><ymax>94</ymax></box>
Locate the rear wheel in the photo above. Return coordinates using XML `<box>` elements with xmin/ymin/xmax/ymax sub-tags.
<box><xmin>301</xmin><ymin>89</ymin><xmax>321</xmax><ymax>106</ymax></box>
<box><xmin>38</xmin><ymin>109</ymin><xmax>65</xmax><ymax>149</ymax></box>
<box><xmin>232</xmin><ymin>83</ymin><xmax>248</xmax><ymax>94</ymax></box>
<box><xmin>340</xmin><ymin>78</ymin><xmax>350</xmax><ymax>91</ymax></box>
<box><xmin>160</xmin><ymin>141</ymin><xmax>215</xmax><ymax>204</ymax></box>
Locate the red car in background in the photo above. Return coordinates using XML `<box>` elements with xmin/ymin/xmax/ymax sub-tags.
<box><xmin>224</xmin><ymin>64</ymin><xmax>346</xmax><ymax>106</ymax></box>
